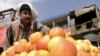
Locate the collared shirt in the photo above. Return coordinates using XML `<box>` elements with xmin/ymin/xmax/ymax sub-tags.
<box><xmin>18</xmin><ymin>19</ymin><xmax>35</xmax><ymax>40</ymax></box>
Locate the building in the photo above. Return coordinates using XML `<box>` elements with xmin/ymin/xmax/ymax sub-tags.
<box><xmin>40</xmin><ymin>14</ymin><xmax>68</xmax><ymax>28</ymax></box>
<box><xmin>40</xmin><ymin>4</ymin><xmax>100</xmax><ymax>39</ymax></box>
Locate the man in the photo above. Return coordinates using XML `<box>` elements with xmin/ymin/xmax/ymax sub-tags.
<box><xmin>4</xmin><ymin>3</ymin><xmax>50</xmax><ymax>50</ymax></box>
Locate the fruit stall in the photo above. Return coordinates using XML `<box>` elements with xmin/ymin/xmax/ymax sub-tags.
<box><xmin>0</xmin><ymin>27</ymin><xmax>100</xmax><ymax>56</ymax></box>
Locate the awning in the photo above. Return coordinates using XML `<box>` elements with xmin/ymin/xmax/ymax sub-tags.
<box><xmin>75</xmin><ymin>5</ymin><xmax>95</xmax><ymax>17</ymax></box>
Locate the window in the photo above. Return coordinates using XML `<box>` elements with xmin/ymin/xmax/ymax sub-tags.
<box><xmin>0</xmin><ymin>11</ymin><xmax>13</xmax><ymax>26</ymax></box>
<box><xmin>56</xmin><ymin>20</ymin><xmax>68</xmax><ymax>29</ymax></box>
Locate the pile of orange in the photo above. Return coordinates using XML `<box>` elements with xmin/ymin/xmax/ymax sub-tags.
<box><xmin>1</xmin><ymin>27</ymin><xmax>100</xmax><ymax>56</ymax></box>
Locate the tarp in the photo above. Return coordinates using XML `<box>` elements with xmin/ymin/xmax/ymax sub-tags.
<box><xmin>75</xmin><ymin>5</ymin><xmax>95</xmax><ymax>17</ymax></box>
<box><xmin>0</xmin><ymin>26</ymin><xmax>7</xmax><ymax>47</ymax></box>
<box><xmin>83</xmin><ymin>33</ymin><xmax>100</xmax><ymax>42</ymax></box>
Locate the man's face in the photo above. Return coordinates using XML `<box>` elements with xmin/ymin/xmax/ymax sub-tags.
<box><xmin>19</xmin><ymin>10</ymin><xmax>32</xmax><ymax>24</ymax></box>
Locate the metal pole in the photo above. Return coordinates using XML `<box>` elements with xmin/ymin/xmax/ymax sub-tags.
<box><xmin>67</xmin><ymin>16</ymin><xmax>71</xmax><ymax>28</ymax></box>
<box><xmin>53</xmin><ymin>20</ymin><xmax>55</xmax><ymax>27</ymax></box>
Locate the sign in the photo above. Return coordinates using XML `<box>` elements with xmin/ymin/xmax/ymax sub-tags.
<box><xmin>0</xmin><ymin>26</ymin><xmax>7</xmax><ymax>47</ymax></box>
<box><xmin>64</xmin><ymin>28</ymin><xmax>71</xmax><ymax>35</ymax></box>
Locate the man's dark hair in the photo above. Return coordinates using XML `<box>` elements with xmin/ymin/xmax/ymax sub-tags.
<box><xmin>19</xmin><ymin>4</ymin><xmax>31</xmax><ymax>13</ymax></box>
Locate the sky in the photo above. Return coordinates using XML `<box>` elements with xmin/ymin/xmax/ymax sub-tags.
<box><xmin>0</xmin><ymin>0</ymin><xmax>100</xmax><ymax>21</ymax></box>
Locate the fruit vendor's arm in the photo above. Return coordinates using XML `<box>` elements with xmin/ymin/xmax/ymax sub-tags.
<box><xmin>6</xmin><ymin>24</ymin><xmax>14</xmax><ymax>46</ymax></box>
<box><xmin>41</xmin><ymin>25</ymin><xmax>50</xmax><ymax>35</ymax></box>
<box><xmin>36</xmin><ymin>22</ymin><xmax>50</xmax><ymax>35</ymax></box>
